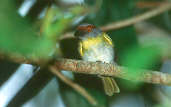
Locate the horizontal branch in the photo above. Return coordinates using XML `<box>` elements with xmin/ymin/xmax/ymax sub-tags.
<box><xmin>54</xmin><ymin>59</ymin><xmax>171</xmax><ymax>86</ymax></box>
<box><xmin>0</xmin><ymin>52</ymin><xmax>33</xmax><ymax>64</ymax></box>
<box><xmin>0</xmin><ymin>52</ymin><xmax>50</xmax><ymax>66</ymax></box>
<box><xmin>1</xmin><ymin>47</ymin><xmax>171</xmax><ymax>86</ymax></box>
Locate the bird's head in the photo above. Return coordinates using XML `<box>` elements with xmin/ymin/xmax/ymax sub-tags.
<box><xmin>74</xmin><ymin>24</ymin><xmax>102</xmax><ymax>40</ymax></box>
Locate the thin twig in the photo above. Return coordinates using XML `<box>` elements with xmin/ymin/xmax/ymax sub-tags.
<box><xmin>0</xmin><ymin>52</ymin><xmax>34</xmax><ymax>64</ymax></box>
<box><xmin>49</xmin><ymin>66</ymin><xmax>97</xmax><ymax>106</ymax></box>
<box><xmin>136</xmin><ymin>1</ymin><xmax>168</xmax><ymax>8</ymax></box>
<box><xmin>0</xmin><ymin>52</ymin><xmax>49</xmax><ymax>66</ymax></box>
<box><xmin>54</xmin><ymin>59</ymin><xmax>171</xmax><ymax>86</ymax></box>
<box><xmin>101</xmin><ymin>3</ymin><xmax>171</xmax><ymax>31</ymax></box>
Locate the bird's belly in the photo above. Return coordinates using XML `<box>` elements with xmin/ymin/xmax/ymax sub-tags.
<box><xmin>82</xmin><ymin>45</ymin><xmax>114</xmax><ymax>63</ymax></box>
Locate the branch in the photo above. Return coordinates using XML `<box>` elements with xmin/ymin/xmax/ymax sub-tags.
<box><xmin>54</xmin><ymin>59</ymin><xmax>171</xmax><ymax>86</ymax></box>
<box><xmin>136</xmin><ymin>1</ymin><xmax>167</xmax><ymax>8</ymax></box>
<box><xmin>100</xmin><ymin>3</ymin><xmax>171</xmax><ymax>31</ymax></box>
<box><xmin>1</xmin><ymin>50</ymin><xmax>171</xmax><ymax>86</ymax></box>
<box><xmin>49</xmin><ymin>66</ymin><xmax>97</xmax><ymax>105</ymax></box>
<box><xmin>60</xmin><ymin>3</ymin><xmax>171</xmax><ymax>40</ymax></box>
<box><xmin>0</xmin><ymin>52</ymin><xmax>34</xmax><ymax>64</ymax></box>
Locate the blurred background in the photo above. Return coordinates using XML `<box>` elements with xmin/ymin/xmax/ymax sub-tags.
<box><xmin>0</xmin><ymin>0</ymin><xmax>171</xmax><ymax>107</ymax></box>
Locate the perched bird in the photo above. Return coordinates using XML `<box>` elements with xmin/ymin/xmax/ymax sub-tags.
<box><xmin>74</xmin><ymin>24</ymin><xmax>120</xmax><ymax>96</ymax></box>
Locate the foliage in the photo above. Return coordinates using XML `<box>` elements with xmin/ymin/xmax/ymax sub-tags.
<box><xmin>0</xmin><ymin>0</ymin><xmax>170</xmax><ymax>107</ymax></box>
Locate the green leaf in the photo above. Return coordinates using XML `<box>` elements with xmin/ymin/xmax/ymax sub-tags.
<box><xmin>119</xmin><ymin>46</ymin><xmax>160</xmax><ymax>90</ymax></box>
<box><xmin>0</xmin><ymin>1</ymin><xmax>55</xmax><ymax>60</ymax></box>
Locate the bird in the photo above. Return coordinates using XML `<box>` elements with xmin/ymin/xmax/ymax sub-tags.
<box><xmin>74</xmin><ymin>23</ymin><xmax>120</xmax><ymax>96</ymax></box>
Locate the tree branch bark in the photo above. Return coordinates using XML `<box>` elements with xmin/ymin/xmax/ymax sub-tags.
<box><xmin>2</xmin><ymin>52</ymin><xmax>171</xmax><ymax>86</ymax></box>
<box><xmin>54</xmin><ymin>59</ymin><xmax>171</xmax><ymax>86</ymax></box>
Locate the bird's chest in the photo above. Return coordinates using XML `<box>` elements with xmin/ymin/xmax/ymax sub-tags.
<box><xmin>82</xmin><ymin>44</ymin><xmax>114</xmax><ymax>63</ymax></box>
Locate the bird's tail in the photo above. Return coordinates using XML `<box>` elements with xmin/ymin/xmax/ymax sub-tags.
<box><xmin>101</xmin><ymin>76</ymin><xmax>120</xmax><ymax>96</ymax></box>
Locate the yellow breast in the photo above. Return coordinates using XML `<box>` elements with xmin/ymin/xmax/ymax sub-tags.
<box><xmin>79</xmin><ymin>33</ymin><xmax>114</xmax><ymax>56</ymax></box>
<box><xmin>82</xmin><ymin>36</ymin><xmax>102</xmax><ymax>50</ymax></box>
